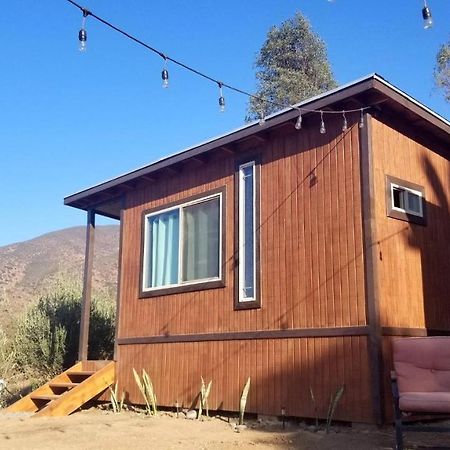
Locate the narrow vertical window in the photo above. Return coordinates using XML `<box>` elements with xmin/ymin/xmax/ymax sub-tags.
<box><xmin>236</xmin><ymin>159</ymin><xmax>260</xmax><ymax>308</ymax></box>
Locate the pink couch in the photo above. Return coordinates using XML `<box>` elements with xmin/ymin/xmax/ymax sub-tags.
<box><xmin>391</xmin><ymin>336</ymin><xmax>450</xmax><ymax>450</ymax></box>
<box><xmin>393</xmin><ymin>336</ymin><xmax>450</xmax><ymax>413</ymax></box>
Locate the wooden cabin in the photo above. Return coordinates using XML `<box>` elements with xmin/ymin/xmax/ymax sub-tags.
<box><xmin>64</xmin><ymin>74</ymin><xmax>450</xmax><ymax>424</ymax></box>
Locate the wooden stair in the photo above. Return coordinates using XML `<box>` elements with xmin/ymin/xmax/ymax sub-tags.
<box><xmin>6</xmin><ymin>360</ymin><xmax>115</xmax><ymax>417</ymax></box>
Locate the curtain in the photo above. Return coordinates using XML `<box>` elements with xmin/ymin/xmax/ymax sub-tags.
<box><xmin>149</xmin><ymin>210</ymin><xmax>179</xmax><ymax>287</ymax></box>
<box><xmin>182</xmin><ymin>198</ymin><xmax>219</xmax><ymax>281</ymax></box>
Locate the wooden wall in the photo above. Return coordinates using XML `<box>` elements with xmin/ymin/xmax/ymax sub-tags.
<box><xmin>116</xmin><ymin>115</ymin><xmax>372</xmax><ymax>421</ymax></box>
<box><xmin>118</xmin><ymin>336</ymin><xmax>372</xmax><ymax>422</ymax></box>
<box><xmin>371</xmin><ymin>118</ymin><xmax>450</xmax><ymax>330</ymax></box>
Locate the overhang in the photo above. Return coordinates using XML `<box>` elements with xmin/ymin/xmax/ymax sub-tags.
<box><xmin>64</xmin><ymin>73</ymin><xmax>450</xmax><ymax>219</ymax></box>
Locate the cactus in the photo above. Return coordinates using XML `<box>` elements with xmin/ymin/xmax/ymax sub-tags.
<box><xmin>239</xmin><ymin>377</ymin><xmax>251</xmax><ymax>425</ymax></box>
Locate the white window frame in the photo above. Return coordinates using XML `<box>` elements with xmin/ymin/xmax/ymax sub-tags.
<box><xmin>390</xmin><ymin>183</ymin><xmax>423</xmax><ymax>217</ymax></box>
<box><xmin>238</xmin><ymin>161</ymin><xmax>257</xmax><ymax>303</ymax></box>
<box><xmin>142</xmin><ymin>191</ymin><xmax>223</xmax><ymax>293</ymax></box>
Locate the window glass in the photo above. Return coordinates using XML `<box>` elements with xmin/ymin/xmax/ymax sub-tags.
<box><xmin>242</xmin><ymin>165</ymin><xmax>255</xmax><ymax>299</ymax></box>
<box><xmin>407</xmin><ymin>192</ymin><xmax>421</xmax><ymax>215</ymax></box>
<box><xmin>142</xmin><ymin>192</ymin><xmax>222</xmax><ymax>293</ymax></box>
<box><xmin>182</xmin><ymin>198</ymin><xmax>220</xmax><ymax>282</ymax></box>
<box><xmin>239</xmin><ymin>162</ymin><xmax>256</xmax><ymax>302</ymax></box>
<box><xmin>149</xmin><ymin>210</ymin><xmax>179</xmax><ymax>287</ymax></box>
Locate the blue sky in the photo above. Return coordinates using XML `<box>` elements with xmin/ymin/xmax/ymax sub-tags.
<box><xmin>1</xmin><ymin>0</ymin><xmax>449</xmax><ymax>246</ymax></box>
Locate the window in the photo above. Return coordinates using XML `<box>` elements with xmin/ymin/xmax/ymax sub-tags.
<box><xmin>141</xmin><ymin>189</ymin><xmax>225</xmax><ymax>297</ymax></box>
<box><xmin>235</xmin><ymin>158</ymin><xmax>260</xmax><ymax>309</ymax></box>
<box><xmin>386</xmin><ymin>175</ymin><xmax>426</xmax><ymax>225</ymax></box>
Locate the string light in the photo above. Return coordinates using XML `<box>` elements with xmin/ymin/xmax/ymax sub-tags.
<box><xmin>422</xmin><ymin>0</ymin><xmax>433</xmax><ymax>29</ymax></box>
<box><xmin>66</xmin><ymin>0</ymin><xmax>372</xmax><ymax>132</ymax></box>
<box><xmin>359</xmin><ymin>109</ymin><xmax>365</xmax><ymax>128</ymax></box>
<box><xmin>161</xmin><ymin>56</ymin><xmax>169</xmax><ymax>88</ymax></box>
<box><xmin>78</xmin><ymin>8</ymin><xmax>89</xmax><ymax>52</ymax></box>
<box><xmin>319</xmin><ymin>111</ymin><xmax>326</xmax><ymax>134</ymax></box>
<box><xmin>294</xmin><ymin>112</ymin><xmax>303</xmax><ymax>130</ymax></box>
<box><xmin>218</xmin><ymin>82</ymin><xmax>225</xmax><ymax>112</ymax></box>
<box><xmin>342</xmin><ymin>111</ymin><xmax>348</xmax><ymax>132</ymax></box>
<box><xmin>259</xmin><ymin>112</ymin><xmax>266</xmax><ymax>126</ymax></box>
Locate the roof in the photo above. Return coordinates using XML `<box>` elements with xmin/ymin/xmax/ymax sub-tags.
<box><xmin>64</xmin><ymin>73</ymin><xmax>450</xmax><ymax>219</ymax></box>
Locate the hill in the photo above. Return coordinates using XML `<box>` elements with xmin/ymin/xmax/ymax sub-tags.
<box><xmin>0</xmin><ymin>225</ymin><xmax>119</xmax><ymax>328</ymax></box>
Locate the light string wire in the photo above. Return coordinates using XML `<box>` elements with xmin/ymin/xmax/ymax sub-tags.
<box><xmin>65</xmin><ymin>0</ymin><xmax>371</xmax><ymax>123</ymax></box>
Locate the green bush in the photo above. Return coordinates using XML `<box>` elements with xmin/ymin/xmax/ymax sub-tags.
<box><xmin>13</xmin><ymin>286</ymin><xmax>115</xmax><ymax>378</ymax></box>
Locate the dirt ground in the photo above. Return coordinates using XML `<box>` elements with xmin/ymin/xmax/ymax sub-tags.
<box><xmin>1</xmin><ymin>408</ymin><xmax>450</xmax><ymax>450</ymax></box>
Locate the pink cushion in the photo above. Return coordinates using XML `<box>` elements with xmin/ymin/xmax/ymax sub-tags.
<box><xmin>399</xmin><ymin>392</ymin><xmax>450</xmax><ymax>413</ymax></box>
<box><xmin>393</xmin><ymin>337</ymin><xmax>450</xmax><ymax>412</ymax></box>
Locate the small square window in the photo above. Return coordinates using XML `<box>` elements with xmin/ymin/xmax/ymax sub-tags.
<box><xmin>386</xmin><ymin>175</ymin><xmax>426</xmax><ymax>225</ymax></box>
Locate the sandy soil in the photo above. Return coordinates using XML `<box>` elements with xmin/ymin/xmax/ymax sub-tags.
<box><xmin>1</xmin><ymin>408</ymin><xmax>450</xmax><ymax>450</ymax></box>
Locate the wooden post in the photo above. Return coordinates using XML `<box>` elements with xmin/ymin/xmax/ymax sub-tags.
<box><xmin>360</xmin><ymin>113</ymin><xmax>385</xmax><ymax>425</ymax></box>
<box><xmin>78</xmin><ymin>209</ymin><xmax>96</xmax><ymax>361</ymax></box>
<box><xmin>113</xmin><ymin>203</ymin><xmax>125</xmax><ymax>361</ymax></box>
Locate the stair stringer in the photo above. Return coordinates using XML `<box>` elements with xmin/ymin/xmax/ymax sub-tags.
<box><xmin>6</xmin><ymin>362</ymin><xmax>84</xmax><ymax>414</ymax></box>
<box><xmin>35</xmin><ymin>361</ymin><xmax>115</xmax><ymax>417</ymax></box>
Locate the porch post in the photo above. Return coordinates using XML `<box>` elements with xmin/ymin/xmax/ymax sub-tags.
<box><xmin>78</xmin><ymin>209</ymin><xmax>96</xmax><ymax>361</ymax></box>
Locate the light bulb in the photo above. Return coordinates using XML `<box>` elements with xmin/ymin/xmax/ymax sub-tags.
<box><xmin>219</xmin><ymin>96</ymin><xmax>225</xmax><ymax>112</ymax></box>
<box><xmin>295</xmin><ymin>113</ymin><xmax>302</xmax><ymax>130</ymax></box>
<box><xmin>320</xmin><ymin>112</ymin><xmax>326</xmax><ymax>134</ymax></box>
<box><xmin>78</xmin><ymin>10</ymin><xmax>89</xmax><ymax>52</ymax></box>
<box><xmin>342</xmin><ymin>111</ymin><xmax>348</xmax><ymax>132</ymax></box>
<box><xmin>218</xmin><ymin>83</ymin><xmax>225</xmax><ymax>112</ymax></box>
<box><xmin>359</xmin><ymin>109</ymin><xmax>364</xmax><ymax>129</ymax></box>
<box><xmin>162</xmin><ymin>69</ymin><xmax>169</xmax><ymax>88</ymax></box>
<box><xmin>78</xmin><ymin>29</ymin><xmax>87</xmax><ymax>52</ymax></box>
<box><xmin>422</xmin><ymin>5</ymin><xmax>433</xmax><ymax>29</ymax></box>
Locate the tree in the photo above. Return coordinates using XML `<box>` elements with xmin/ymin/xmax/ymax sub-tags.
<box><xmin>247</xmin><ymin>13</ymin><xmax>337</xmax><ymax>121</ymax></box>
<box><xmin>435</xmin><ymin>41</ymin><xmax>450</xmax><ymax>102</ymax></box>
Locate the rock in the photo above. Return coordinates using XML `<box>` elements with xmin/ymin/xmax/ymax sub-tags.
<box><xmin>185</xmin><ymin>409</ymin><xmax>197</xmax><ymax>420</ymax></box>
<box><xmin>235</xmin><ymin>424</ymin><xmax>247</xmax><ymax>432</ymax></box>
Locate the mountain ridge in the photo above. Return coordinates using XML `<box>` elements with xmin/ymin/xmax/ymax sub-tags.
<box><xmin>0</xmin><ymin>225</ymin><xmax>119</xmax><ymax>328</ymax></box>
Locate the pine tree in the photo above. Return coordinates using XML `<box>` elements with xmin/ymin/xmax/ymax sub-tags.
<box><xmin>247</xmin><ymin>13</ymin><xmax>336</xmax><ymax>121</ymax></box>
<box><xmin>435</xmin><ymin>41</ymin><xmax>450</xmax><ymax>102</ymax></box>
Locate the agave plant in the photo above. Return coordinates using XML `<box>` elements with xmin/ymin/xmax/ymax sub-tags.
<box><xmin>132</xmin><ymin>368</ymin><xmax>158</xmax><ymax>415</ymax></box>
<box><xmin>239</xmin><ymin>377</ymin><xmax>251</xmax><ymax>425</ymax></box>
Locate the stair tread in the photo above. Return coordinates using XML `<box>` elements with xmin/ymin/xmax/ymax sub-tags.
<box><xmin>31</xmin><ymin>394</ymin><xmax>60</xmax><ymax>401</ymax></box>
<box><xmin>49</xmin><ymin>382</ymin><xmax>79</xmax><ymax>388</ymax></box>
<box><xmin>67</xmin><ymin>370</ymin><xmax>96</xmax><ymax>376</ymax></box>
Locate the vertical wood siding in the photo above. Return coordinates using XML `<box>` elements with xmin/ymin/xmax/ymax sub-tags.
<box><xmin>371</xmin><ymin>118</ymin><xmax>450</xmax><ymax>330</ymax></box>
<box><xmin>118</xmin><ymin>336</ymin><xmax>372</xmax><ymax>422</ymax></box>
<box><xmin>116</xmin><ymin>116</ymin><xmax>370</xmax><ymax>419</ymax></box>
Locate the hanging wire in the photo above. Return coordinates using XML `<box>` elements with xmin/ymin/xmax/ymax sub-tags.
<box><xmin>66</xmin><ymin>0</ymin><xmax>372</xmax><ymax>122</ymax></box>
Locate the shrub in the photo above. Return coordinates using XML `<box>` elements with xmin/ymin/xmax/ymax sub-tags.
<box><xmin>13</xmin><ymin>285</ymin><xmax>115</xmax><ymax>378</ymax></box>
